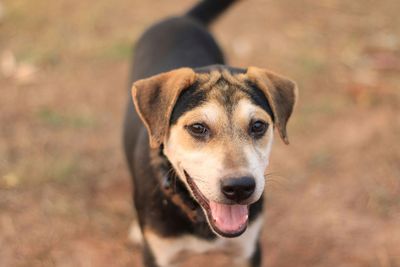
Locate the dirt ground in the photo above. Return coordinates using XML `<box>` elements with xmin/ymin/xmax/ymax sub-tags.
<box><xmin>1</xmin><ymin>0</ymin><xmax>399</xmax><ymax>266</ymax></box>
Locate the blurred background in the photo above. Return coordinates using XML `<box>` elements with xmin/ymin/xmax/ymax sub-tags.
<box><xmin>1</xmin><ymin>0</ymin><xmax>399</xmax><ymax>266</ymax></box>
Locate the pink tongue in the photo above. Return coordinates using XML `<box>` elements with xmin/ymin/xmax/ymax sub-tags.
<box><xmin>209</xmin><ymin>201</ymin><xmax>248</xmax><ymax>233</ymax></box>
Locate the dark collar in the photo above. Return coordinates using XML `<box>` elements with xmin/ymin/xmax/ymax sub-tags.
<box><xmin>150</xmin><ymin>146</ymin><xmax>206</xmax><ymax>223</ymax></box>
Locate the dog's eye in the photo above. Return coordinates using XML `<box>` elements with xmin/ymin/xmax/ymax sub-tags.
<box><xmin>249</xmin><ymin>120</ymin><xmax>268</xmax><ymax>138</ymax></box>
<box><xmin>186</xmin><ymin>123</ymin><xmax>209</xmax><ymax>139</ymax></box>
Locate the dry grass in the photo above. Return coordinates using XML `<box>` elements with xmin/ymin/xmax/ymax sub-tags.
<box><xmin>1</xmin><ymin>0</ymin><xmax>399</xmax><ymax>266</ymax></box>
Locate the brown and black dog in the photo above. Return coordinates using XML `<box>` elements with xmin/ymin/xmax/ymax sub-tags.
<box><xmin>123</xmin><ymin>1</ymin><xmax>298</xmax><ymax>266</ymax></box>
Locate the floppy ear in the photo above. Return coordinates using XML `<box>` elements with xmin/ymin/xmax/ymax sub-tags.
<box><xmin>246</xmin><ymin>66</ymin><xmax>298</xmax><ymax>144</ymax></box>
<box><xmin>131</xmin><ymin>68</ymin><xmax>196</xmax><ymax>148</ymax></box>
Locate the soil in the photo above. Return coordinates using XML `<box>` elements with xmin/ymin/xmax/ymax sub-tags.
<box><xmin>1</xmin><ymin>0</ymin><xmax>399</xmax><ymax>266</ymax></box>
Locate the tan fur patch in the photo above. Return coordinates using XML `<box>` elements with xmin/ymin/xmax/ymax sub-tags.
<box><xmin>164</xmin><ymin>76</ymin><xmax>275</xmax><ymax>203</ymax></box>
<box><xmin>246</xmin><ymin>66</ymin><xmax>298</xmax><ymax>144</ymax></box>
<box><xmin>133</xmin><ymin>66</ymin><xmax>297</xmax><ymax>239</ymax></box>
<box><xmin>132</xmin><ymin>68</ymin><xmax>196</xmax><ymax>148</ymax></box>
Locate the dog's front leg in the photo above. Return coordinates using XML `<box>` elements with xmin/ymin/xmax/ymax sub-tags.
<box><xmin>142</xmin><ymin>241</ymin><xmax>159</xmax><ymax>267</ymax></box>
<box><xmin>248</xmin><ymin>240</ymin><xmax>262</xmax><ymax>267</ymax></box>
<box><xmin>238</xmin><ymin>241</ymin><xmax>262</xmax><ymax>267</ymax></box>
<box><xmin>142</xmin><ymin>229</ymin><xmax>183</xmax><ymax>267</ymax></box>
<box><xmin>231</xmin><ymin>216</ymin><xmax>264</xmax><ymax>267</ymax></box>
<box><xmin>232</xmin><ymin>239</ymin><xmax>261</xmax><ymax>267</ymax></box>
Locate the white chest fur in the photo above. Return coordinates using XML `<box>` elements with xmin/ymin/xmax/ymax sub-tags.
<box><xmin>143</xmin><ymin>216</ymin><xmax>263</xmax><ymax>267</ymax></box>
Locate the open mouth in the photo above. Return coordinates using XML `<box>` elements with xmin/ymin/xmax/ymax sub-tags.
<box><xmin>184</xmin><ymin>170</ymin><xmax>249</xmax><ymax>238</ymax></box>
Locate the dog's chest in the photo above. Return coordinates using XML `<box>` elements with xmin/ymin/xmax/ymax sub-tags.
<box><xmin>144</xmin><ymin>216</ymin><xmax>263</xmax><ymax>266</ymax></box>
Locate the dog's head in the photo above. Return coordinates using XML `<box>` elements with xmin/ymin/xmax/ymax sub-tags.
<box><xmin>132</xmin><ymin>66</ymin><xmax>297</xmax><ymax>237</ymax></box>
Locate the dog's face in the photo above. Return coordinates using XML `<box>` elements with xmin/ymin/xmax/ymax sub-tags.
<box><xmin>132</xmin><ymin>66</ymin><xmax>297</xmax><ymax>238</ymax></box>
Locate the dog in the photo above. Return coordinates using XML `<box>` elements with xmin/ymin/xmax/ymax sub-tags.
<box><xmin>123</xmin><ymin>1</ymin><xmax>298</xmax><ymax>266</ymax></box>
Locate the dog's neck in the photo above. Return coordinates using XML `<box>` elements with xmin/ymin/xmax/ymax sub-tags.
<box><xmin>150</xmin><ymin>146</ymin><xmax>206</xmax><ymax>223</ymax></box>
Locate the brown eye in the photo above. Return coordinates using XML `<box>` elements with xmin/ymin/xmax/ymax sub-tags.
<box><xmin>186</xmin><ymin>123</ymin><xmax>210</xmax><ymax>140</ymax></box>
<box><xmin>249</xmin><ymin>120</ymin><xmax>268</xmax><ymax>139</ymax></box>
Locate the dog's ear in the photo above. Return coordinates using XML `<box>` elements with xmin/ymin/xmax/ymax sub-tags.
<box><xmin>246</xmin><ymin>67</ymin><xmax>298</xmax><ymax>144</ymax></box>
<box><xmin>131</xmin><ymin>68</ymin><xmax>196</xmax><ymax>148</ymax></box>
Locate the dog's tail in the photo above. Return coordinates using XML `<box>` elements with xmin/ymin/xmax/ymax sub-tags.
<box><xmin>186</xmin><ymin>0</ymin><xmax>238</xmax><ymax>26</ymax></box>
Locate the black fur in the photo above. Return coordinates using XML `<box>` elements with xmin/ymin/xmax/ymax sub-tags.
<box><xmin>186</xmin><ymin>0</ymin><xmax>238</xmax><ymax>26</ymax></box>
<box><xmin>169</xmin><ymin>65</ymin><xmax>274</xmax><ymax>126</ymax></box>
<box><xmin>143</xmin><ymin>241</ymin><xmax>158</xmax><ymax>267</ymax></box>
<box><xmin>170</xmin><ymin>65</ymin><xmax>255</xmax><ymax>126</ymax></box>
<box><xmin>123</xmin><ymin>1</ymin><xmax>264</xmax><ymax>266</ymax></box>
<box><xmin>130</xmin><ymin>17</ymin><xmax>224</xmax><ymax>82</ymax></box>
<box><xmin>245</xmin><ymin>81</ymin><xmax>275</xmax><ymax>122</ymax></box>
<box><xmin>250</xmin><ymin>241</ymin><xmax>262</xmax><ymax>267</ymax></box>
<box><xmin>170</xmin><ymin>82</ymin><xmax>206</xmax><ymax>126</ymax></box>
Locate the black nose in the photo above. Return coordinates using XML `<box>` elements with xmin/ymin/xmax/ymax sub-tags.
<box><xmin>221</xmin><ymin>177</ymin><xmax>256</xmax><ymax>203</ymax></box>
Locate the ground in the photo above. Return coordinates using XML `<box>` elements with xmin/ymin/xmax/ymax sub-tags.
<box><xmin>0</xmin><ymin>0</ymin><xmax>400</xmax><ymax>266</ymax></box>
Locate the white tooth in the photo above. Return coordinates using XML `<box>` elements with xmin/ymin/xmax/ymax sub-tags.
<box><xmin>245</xmin><ymin>215</ymin><xmax>248</xmax><ymax>220</ymax></box>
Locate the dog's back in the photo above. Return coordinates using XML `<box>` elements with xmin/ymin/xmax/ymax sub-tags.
<box><xmin>130</xmin><ymin>0</ymin><xmax>238</xmax><ymax>81</ymax></box>
<box><xmin>122</xmin><ymin>1</ymin><xmax>298</xmax><ymax>266</ymax></box>
<box><xmin>124</xmin><ymin>0</ymin><xmax>238</xmax><ymax>176</ymax></box>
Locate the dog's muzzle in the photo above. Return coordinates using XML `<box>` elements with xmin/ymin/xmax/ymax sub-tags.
<box><xmin>184</xmin><ymin>171</ymin><xmax>257</xmax><ymax>238</ymax></box>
